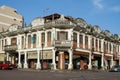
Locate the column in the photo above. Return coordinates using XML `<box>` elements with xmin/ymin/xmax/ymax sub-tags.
<box><xmin>108</xmin><ymin>42</ymin><xmax>110</xmax><ymax>53</ymax></box>
<box><xmin>94</xmin><ymin>38</ymin><xmax>96</xmax><ymax>51</ymax></box>
<box><xmin>110</xmin><ymin>55</ymin><xmax>114</xmax><ymax>68</ymax></box>
<box><xmin>119</xmin><ymin>55</ymin><xmax>120</xmax><ymax>65</ymax></box>
<box><xmin>88</xmin><ymin>52</ymin><xmax>92</xmax><ymax>70</ymax></box>
<box><xmin>52</xmin><ymin>49</ymin><xmax>56</xmax><ymax>70</ymax></box>
<box><xmin>36</xmin><ymin>31</ymin><xmax>40</xmax><ymax>48</ymax></box>
<box><xmin>101</xmin><ymin>53</ymin><xmax>104</xmax><ymax>70</ymax></box>
<box><xmin>31</xmin><ymin>34</ymin><xmax>33</xmax><ymax>48</ymax></box>
<box><xmin>25</xmin><ymin>34</ymin><xmax>28</xmax><ymax>49</ymax></box>
<box><xmin>59</xmin><ymin>51</ymin><xmax>65</xmax><ymax>70</ymax></box>
<box><xmin>24</xmin><ymin>51</ymin><xmax>28</xmax><ymax>68</ymax></box>
<box><xmin>77</xmin><ymin>33</ymin><xmax>79</xmax><ymax>48</ymax></box>
<box><xmin>98</xmin><ymin>39</ymin><xmax>99</xmax><ymax>51</ymax></box>
<box><xmin>36</xmin><ymin>50</ymin><xmax>41</xmax><ymax>69</ymax></box>
<box><xmin>45</xmin><ymin>31</ymin><xmax>47</xmax><ymax>47</ymax></box>
<box><xmin>6</xmin><ymin>52</ymin><xmax>9</xmax><ymax>61</ymax></box>
<box><xmin>0</xmin><ymin>39</ymin><xmax>2</xmax><ymax>50</ymax></box>
<box><xmin>68</xmin><ymin>49</ymin><xmax>73</xmax><ymax>70</ymax></box>
<box><xmin>83</xmin><ymin>34</ymin><xmax>85</xmax><ymax>49</ymax></box>
<box><xmin>17</xmin><ymin>35</ymin><xmax>22</xmax><ymax>49</ymax></box>
<box><xmin>88</xmin><ymin>36</ymin><xmax>90</xmax><ymax>49</ymax></box>
<box><xmin>18</xmin><ymin>51</ymin><xmax>22</xmax><ymax>68</ymax></box>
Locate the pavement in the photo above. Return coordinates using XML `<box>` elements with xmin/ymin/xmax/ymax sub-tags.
<box><xmin>17</xmin><ymin>68</ymin><xmax>107</xmax><ymax>73</ymax></box>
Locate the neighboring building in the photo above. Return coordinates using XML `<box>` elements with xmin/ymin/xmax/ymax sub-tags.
<box><xmin>0</xmin><ymin>5</ymin><xmax>23</xmax><ymax>32</ymax></box>
<box><xmin>0</xmin><ymin>13</ymin><xmax>120</xmax><ymax>70</ymax></box>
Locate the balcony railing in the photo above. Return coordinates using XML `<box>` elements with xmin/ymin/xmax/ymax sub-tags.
<box><xmin>4</xmin><ymin>45</ymin><xmax>17</xmax><ymax>51</ymax></box>
<box><xmin>54</xmin><ymin>40</ymin><xmax>71</xmax><ymax>48</ymax></box>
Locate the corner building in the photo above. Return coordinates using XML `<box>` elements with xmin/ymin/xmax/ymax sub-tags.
<box><xmin>0</xmin><ymin>13</ymin><xmax>120</xmax><ymax>70</ymax></box>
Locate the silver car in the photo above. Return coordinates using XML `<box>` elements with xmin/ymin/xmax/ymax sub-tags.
<box><xmin>109</xmin><ymin>65</ymin><xmax>120</xmax><ymax>72</ymax></box>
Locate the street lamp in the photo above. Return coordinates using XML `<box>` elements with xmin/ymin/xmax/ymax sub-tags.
<box><xmin>41</xmin><ymin>43</ymin><xmax>44</xmax><ymax>70</ymax></box>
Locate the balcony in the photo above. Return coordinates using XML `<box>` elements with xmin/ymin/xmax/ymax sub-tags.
<box><xmin>4</xmin><ymin>45</ymin><xmax>17</xmax><ymax>51</ymax></box>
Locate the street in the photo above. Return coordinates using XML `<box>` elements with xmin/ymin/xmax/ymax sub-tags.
<box><xmin>0</xmin><ymin>69</ymin><xmax>120</xmax><ymax>80</ymax></box>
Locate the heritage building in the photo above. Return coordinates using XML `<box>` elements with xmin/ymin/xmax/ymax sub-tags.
<box><xmin>0</xmin><ymin>13</ymin><xmax>120</xmax><ymax>70</ymax></box>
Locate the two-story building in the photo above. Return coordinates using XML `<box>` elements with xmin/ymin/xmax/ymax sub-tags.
<box><xmin>0</xmin><ymin>13</ymin><xmax>120</xmax><ymax>70</ymax></box>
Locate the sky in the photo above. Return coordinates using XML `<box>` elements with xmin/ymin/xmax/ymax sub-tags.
<box><xmin>0</xmin><ymin>0</ymin><xmax>120</xmax><ymax>35</ymax></box>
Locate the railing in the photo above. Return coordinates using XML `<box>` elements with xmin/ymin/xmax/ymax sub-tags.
<box><xmin>4</xmin><ymin>45</ymin><xmax>17</xmax><ymax>51</ymax></box>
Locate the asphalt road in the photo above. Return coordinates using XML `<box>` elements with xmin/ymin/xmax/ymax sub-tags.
<box><xmin>0</xmin><ymin>69</ymin><xmax>120</xmax><ymax>80</ymax></box>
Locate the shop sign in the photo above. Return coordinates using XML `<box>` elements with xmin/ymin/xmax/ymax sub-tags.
<box><xmin>28</xmin><ymin>52</ymin><xmax>37</xmax><ymax>59</ymax></box>
<box><xmin>40</xmin><ymin>50</ymin><xmax>52</xmax><ymax>59</ymax></box>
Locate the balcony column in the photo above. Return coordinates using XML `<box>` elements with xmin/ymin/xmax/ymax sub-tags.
<box><xmin>98</xmin><ymin>39</ymin><xmax>99</xmax><ymax>51</ymax></box>
<box><xmin>52</xmin><ymin>49</ymin><xmax>56</xmax><ymax>70</ymax></box>
<box><xmin>83</xmin><ymin>34</ymin><xmax>85</xmax><ymax>49</ymax></box>
<box><xmin>31</xmin><ymin>34</ymin><xmax>33</xmax><ymax>48</ymax></box>
<box><xmin>45</xmin><ymin>31</ymin><xmax>47</xmax><ymax>47</ymax></box>
<box><xmin>24</xmin><ymin>33</ymin><xmax>28</xmax><ymax>49</ymax></box>
<box><xmin>24</xmin><ymin>51</ymin><xmax>28</xmax><ymax>69</ymax></box>
<box><xmin>0</xmin><ymin>39</ymin><xmax>1</xmax><ymax>50</ymax></box>
<box><xmin>68</xmin><ymin>49</ymin><xmax>73</xmax><ymax>70</ymax></box>
<box><xmin>36</xmin><ymin>50</ymin><xmax>41</xmax><ymax>69</ymax></box>
<box><xmin>17</xmin><ymin>35</ymin><xmax>22</xmax><ymax>49</ymax></box>
<box><xmin>36</xmin><ymin>31</ymin><xmax>40</xmax><ymax>48</ymax></box>
<box><xmin>77</xmin><ymin>33</ymin><xmax>79</xmax><ymax>48</ymax></box>
<box><xmin>94</xmin><ymin>38</ymin><xmax>96</xmax><ymax>51</ymax></box>
<box><xmin>18</xmin><ymin>51</ymin><xmax>22</xmax><ymax>68</ymax></box>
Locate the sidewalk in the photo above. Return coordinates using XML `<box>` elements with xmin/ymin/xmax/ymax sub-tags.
<box><xmin>17</xmin><ymin>68</ymin><xmax>107</xmax><ymax>73</ymax></box>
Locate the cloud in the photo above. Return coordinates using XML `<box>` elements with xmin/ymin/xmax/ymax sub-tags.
<box><xmin>111</xmin><ymin>6</ymin><xmax>120</xmax><ymax>12</ymax></box>
<box><xmin>92</xmin><ymin>0</ymin><xmax>104</xmax><ymax>9</ymax></box>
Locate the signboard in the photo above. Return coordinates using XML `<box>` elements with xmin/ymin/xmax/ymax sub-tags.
<box><xmin>28</xmin><ymin>51</ymin><xmax>37</xmax><ymax>59</ymax></box>
<box><xmin>55</xmin><ymin>40</ymin><xmax>71</xmax><ymax>48</ymax></box>
<box><xmin>40</xmin><ymin>50</ymin><xmax>52</xmax><ymax>59</ymax></box>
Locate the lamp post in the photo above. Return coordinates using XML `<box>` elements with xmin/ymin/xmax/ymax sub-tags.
<box><xmin>41</xmin><ymin>43</ymin><xmax>44</xmax><ymax>70</ymax></box>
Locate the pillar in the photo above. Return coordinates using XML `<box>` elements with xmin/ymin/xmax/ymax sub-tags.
<box><xmin>6</xmin><ymin>52</ymin><xmax>9</xmax><ymax>61</ymax></box>
<box><xmin>68</xmin><ymin>49</ymin><xmax>73</xmax><ymax>70</ymax></box>
<box><xmin>31</xmin><ymin>34</ymin><xmax>33</xmax><ymax>48</ymax></box>
<box><xmin>83</xmin><ymin>34</ymin><xmax>85</xmax><ymax>49</ymax></box>
<box><xmin>36</xmin><ymin>50</ymin><xmax>41</xmax><ymax>69</ymax></box>
<box><xmin>110</xmin><ymin>55</ymin><xmax>114</xmax><ymax>68</ymax></box>
<box><xmin>18</xmin><ymin>51</ymin><xmax>22</xmax><ymax>68</ymax></box>
<box><xmin>59</xmin><ymin>51</ymin><xmax>65</xmax><ymax>70</ymax></box>
<box><xmin>52</xmin><ymin>49</ymin><xmax>56</xmax><ymax>70</ymax></box>
<box><xmin>88</xmin><ymin>52</ymin><xmax>92</xmax><ymax>70</ymax></box>
<box><xmin>24</xmin><ymin>51</ymin><xmax>28</xmax><ymax>68</ymax></box>
<box><xmin>77</xmin><ymin>33</ymin><xmax>79</xmax><ymax>48</ymax></box>
<box><xmin>101</xmin><ymin>53</ymin><xmax>104</xmax><ymax>70</ymax></box>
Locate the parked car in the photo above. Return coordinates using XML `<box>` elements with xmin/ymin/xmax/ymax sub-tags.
<box><xmin>109</xmin><ymin>65</ymin><xmax>120</xmax><ymax>72</ymax></box>
<box><xmin>0</xmin><ymin>61</ymin><xmax>15</xmax><ymax>70</ymax></box>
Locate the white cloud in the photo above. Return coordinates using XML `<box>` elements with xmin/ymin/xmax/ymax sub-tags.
<box><xmin>111</xmin><ymin>6</ymin><xmax>120</xmax><ymax>12</ymax></box>
<box><xmin>92</xmin><ymin>0</ymin><xmax>104</xmax><ymax>9</ymax></box>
